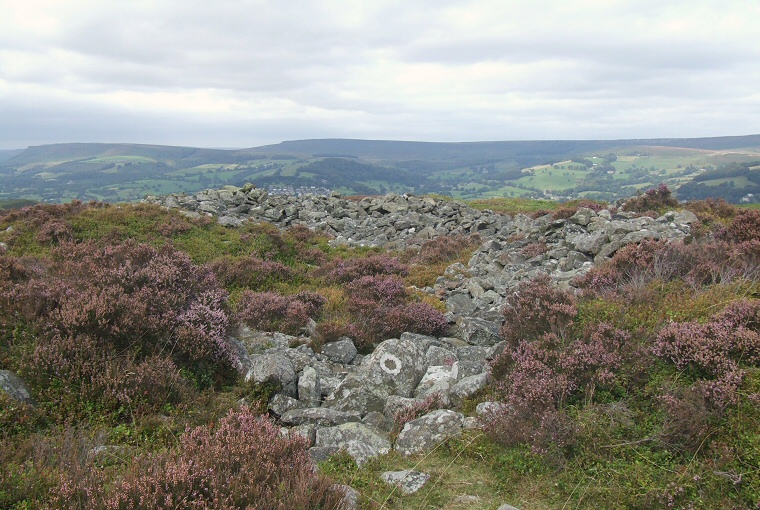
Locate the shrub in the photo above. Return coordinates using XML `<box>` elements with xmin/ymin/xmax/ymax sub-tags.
<box><xmin>411</xmin><ymin>234</ymin><xmax>482</xmax><ymax>265</ymax></box>
<box><xmin>723</xmin><ymin>209</ymin><xmax>760</xmax><ymax>244</ymax></box>
<box><xmin>320</xmin><ymin>254</ymin><xmax>408</xmax><ymax>283</ymax></box>
<box><xmin>2</xmin><ymin>240</ymin><xmax>238</xmax><ymax>420</ymax></box>
<box><xmin>343</xmin><ymin>275</ymin><xmax>448</xmax><ymax>347</ymax></box>
<box><xmin>345</xmin><ymin>274</ymin><xmax>407</xmax><ymax>307</ymax></box>
<box><xmin>51</xmin><ymin>407</ymin><xmax>346</xmax><ymax>509</ymax></box>
<box><xmin>520</xmin><ymin>241</ymin><xmax>548</xmax><ymax>259</ymax></box>
<box><xmin>487</xmin><ymin>322</ymin><xmax>629</xmax><ymax>452</ymax></box>
<box><xmin>683</xmin><ymin>197</ymin><xmax>736</xmax><ymax>230</ymax></box>
<box><xmin>42</xmin><ymin>241</ymin><xmax>237</xmax><ymax>372</ymax></box>
<box><xmin>500</xmin><ymin>274</ymin><xmax>577</xmax><ymax>349</ymax></box>
<box><xmin>487</xmin><ymin>276</ymin><xmax>632</xmax><ymax>452</ymax></box>
<box><xmin>653</xmin><ymin>299</ymin><xmax>760</xmax><ymax>411</ymax></box>
<box><xmin>23</xmin><ymin>332</ymin><xmax>194</xmax><ymax>421</ymax></box>
<box><xmin>207</xmin><ymin>255</ymin><xmax>293</xmax><ymax>290</ymax></box>
<box><xmin>235</xmin><ymin>290</ymin><xmax>325</xmax><ymax>335</ymax></box>
<box><xmin>575</xmin><ymin>237</ymin><xmax>758</xmax><ymax>295</ymax></box>
<box><xmin>621</xmin><ymin>183</ymin><xmax>679</xmax><ymax>214</ymax></box>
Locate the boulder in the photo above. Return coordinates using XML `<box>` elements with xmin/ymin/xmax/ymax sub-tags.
<box><xmin>245</xmin><ymin>353</ymin><xmax>297</xmax><ymax>398</ymax></box>
<box><xmin>316</xmin><ymin>422</ymin><xmax>391</xmax><ymax>466</ymax></box>
<box><xmin>268</xmin><ymin>394</ymin><xmax>302</xmax><ymax>416</ymax></box>
<box><xmin>380</xmin><ymin>470</ymin><xmax>430</xmax><ymax>495</ymax></box>
<box><xmin>0</xmin><ymin>370</ymin><xmax>35</xmax><ymax>405</ymax></box>
<box><xmin>383</xmin><ymin>395</ymin><xmax>425</xmax><ymax>421</ymax></box>
<box><xmin>395</xmin><ymin>409</ymin><xmax>464</xmax><ymax>456</ymax></box>
<box><xmin>298</xmin><ymin>366</ymin><xmax>321</xmax><ymax>407</ymax></box>
<box><xmin>414</xmin><ymin>365</ymin><xmax>458</xmax><ymax>404</ymax></box>
<box><xmin>322</xmin><ymin>335</ymin><xmax>430</xmax><ymax>415</ymax></box>
<box><xmin>321</xmin><ymin>337</ymin><xmax>358</xmax><ymax>364</ymax></box>
<box><xmin>455</xmin><ymin>317</ymin><xmax>501</xmax><ymax>346</ymax></box>
<box><xmin>449</xmin><ymin>372</ymin><xmax>489</xmax><ymax>407</ymax></box>
<box><xmin>280</xmin><ymin>408</ymin><xmax>361</xmax><ymax>427</ymax></box>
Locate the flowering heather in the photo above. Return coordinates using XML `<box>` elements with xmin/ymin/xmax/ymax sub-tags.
<box><xmin>235</xmin><ymin>290</ymin><xmax>325</xmax><ymax>335</ymax></box>
<box><xmin>500</xmin><ymin>274</ymin><xmax>577</xmax><ymax>348</ymax></box>
<box><xmin>207</xmin><ymin>255</ymin><xmax>293</xmax><ymax>290</ymax></box>
<box><xmin>321</xmin><ymin>254</ymin><xmax>408</xmax><ymax>283</ymax></box>
<box><xmin>653</xmin><ymin>299</ymin><xmax>760</xmax><ymax>410</ymax></box>
<box><xmin>411</xmin><ymin>234</ymin><xmax>482</xmax><ymax>265</ymax></box>
<box><xmin>621</xmin><ymin>183</ymin><xmax>679</xmax><ymax>214</ymax></box>
<box><xmin>520</xmin><ymin>241</ymin><xmax>548</xmax><ymax>259</ymax></box>
<box><xmin>345</xmin><ymin>274</ymin><xmax>408</xmax><ymax>307</ymax></box>
<box><xmin>487</xmin><ymin>274</ymin><xmax>631</xmax><ymax>450</ymax></box>
<box><xmin>51</xmin><ymin>407</ymin><xmax>346</xmax><ymax>509</ymax></box>
<box><xmin>576</xmin><ymin>237</ymin><xmax>759</xmax><ymax>295</ymax></box>
<box><xmin>343</xmin><ymin>274</ymin><xmax>448</xmax><ymax>346</ymax></box>
<box><xmin>1</xmin><ymin>240</ymin><xmax>239</xmax><ymax>420</ymax></box>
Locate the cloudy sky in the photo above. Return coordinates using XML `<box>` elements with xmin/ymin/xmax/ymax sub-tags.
<box><xmin>1</xmin><ymin>0</ymin><xmax>759</xmax><ymax>150</ymax></box>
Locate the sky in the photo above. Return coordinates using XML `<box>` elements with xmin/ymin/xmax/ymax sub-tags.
<box><xmin>1</xmin><ymin>0</ymin><xmax>760</xmax><ymax>150</ymax></box>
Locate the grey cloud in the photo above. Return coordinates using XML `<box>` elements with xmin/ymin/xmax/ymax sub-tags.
<box><xmin>1</xmin><ymin>0</ymin><xmax>759</xmax><ymax>149</ymax></box>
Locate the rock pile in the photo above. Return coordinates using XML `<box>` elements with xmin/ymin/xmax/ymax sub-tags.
<box><xmin>141</xmin><ymin>185</ymin><xmax>699</xmax><ymax>468</ymax></box>
<box><xmin>143</xmin><ymin>185</ymin><xmax>509</xmax><ymax>249</ymax></box>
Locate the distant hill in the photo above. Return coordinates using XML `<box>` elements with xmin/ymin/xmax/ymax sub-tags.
<box><xmin>2</xmin><ymin>136</ymin><xmax>760</xmax><ymax>203</ymax></box>
<box><xmin>0</xmin><ymin>149</ymin><xmax>23</xmax><ymax>162</ymax></box>
<box><xmin>251</xmin><ymin>135</ymin><xmax>760</xmax><ymax>161</ymax></box>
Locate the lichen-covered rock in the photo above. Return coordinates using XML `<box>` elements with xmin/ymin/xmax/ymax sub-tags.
<box><xmin>455</xmin><ymin>317</ymin><xmax>501</xmax><ymax>346</ymax></box>
<box><xmin>380</xmin><ymin>470</ymin><xmax>430</xmax><ymax>495</ymax></box>
<box><xmin>315</xmin><ymin>422</ymin><xmax>391</xmax><ymax>466</ymax></box>
<box><xmin>413</xmin><ymin>365</ymin><xmax>457</xmax><ymax>404</ymax></box>
<box><xmin>395</xmin><ymin>409</ymin><xmax>464</xmax><ymax>455</ymax></box>
<box><xmin>321</xmin><ymin>337</ymin><xmax>358</xmax><ymax>364</ymax></box>
<box><xmin>268</xmin><ymin>394</ymin><xmax>302</xmax><ymax>416</ymax></box>
<box><xmin>280</xmin><ymin>408</ymin><xmax>361</xmax><ymax>427</ymax></box>
<box><xmin>245</xmin><ymin>353</ymin><xmax>297</xmax><ymax>398</ymax></box>
<box><xmin>322</xmin><ymin>335</ymin><xmax>430</xmax><ymax>414</ymax></box>
<box><xmin>449</xmin><ymin>372</ymin><xmax>489</xmax><ymax>407</ymax></box>
<box><xmin>0</xmin><ymin>370</ymin><xmax>35</xmax><ymax>405</ymax></box>
<box><xmin>298</xmin><ymin>366</ymin><xmax>321</xmax><ymax>407</ymax></box>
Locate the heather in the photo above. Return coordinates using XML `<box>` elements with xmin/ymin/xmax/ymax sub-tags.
<box><xmin>480</xmin><ymin>206</ymin><xmax>760</xmax><ymax>507</ymax></box>
<box><xmin>0</xmin><ymin>201</ymin><xmax>455</xmax><ymax>508</ymax></box>
<box><xmin>2</xmin><ymin>197</ymin><xmax>759</xmax><ymax>509</ymax></box>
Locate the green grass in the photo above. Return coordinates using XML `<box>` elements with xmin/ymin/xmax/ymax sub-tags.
<box><xmin>2</xmin><ymin>195</ymin><xmax>759</xmax><ymax>509</ymax></box>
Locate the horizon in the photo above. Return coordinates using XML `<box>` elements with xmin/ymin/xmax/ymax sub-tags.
<box><xmin>5</xmin><ymin>132</ymin><xmax>760</xmax><ymax>154</ymax></box>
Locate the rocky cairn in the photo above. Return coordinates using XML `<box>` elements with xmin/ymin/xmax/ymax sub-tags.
<box><xmin>142</xmin><ymin>185</ymin><xmax>697</xmax><ymax>472</ymax></box>
<box><xmin>0</xmin><ymin>186</ymin><xmax>699</xmax><ymax>508</ymax></box>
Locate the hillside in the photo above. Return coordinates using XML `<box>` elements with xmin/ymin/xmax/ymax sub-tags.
<box><xmin>1</xmin><ymin>188</ymin><xmax>759</xmax><ymax>508</ymax></box>
<box><xmin>2</xmin><ymin>136</ymin><xmax>760</xmax><ymax>203</ymax></box>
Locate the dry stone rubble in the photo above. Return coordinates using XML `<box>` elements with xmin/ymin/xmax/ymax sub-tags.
<box><xmin>142</xmin><ymin>187</ymin><xmax>701</xmax><ymax>505</ymax></box>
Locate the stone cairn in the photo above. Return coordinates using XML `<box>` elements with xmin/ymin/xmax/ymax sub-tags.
<box><xmin>2</xmin><ymin>185</ymin><xmax>697</xmax><ymax>508</ymax></box>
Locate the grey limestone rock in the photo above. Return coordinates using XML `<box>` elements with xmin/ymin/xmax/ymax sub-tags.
<box><xmin>383</xmin><ymin>395</ymin><xmax>425</xmax><ymax>421</ymax></box>
<box><xmin>380</xmin><ymin>470</ymin><xmax>431</xmax><ymax>495</ymax></box>
<box><xmin>0</xmin><ymin>370</ymin><xmax>35</xmax><ymax>405</ymax></box>
<box><xmin>395</xmin><ymin>409</ymin><xmax>464</xmax><ymax>456</ymax></box>
<box><xmin>335</xmin><ymin>485</ymin><xmax>359</xmax><ymax>510</ymax></box>
<box><xmin>455</xmin><ymin>317</ymin><xmax>501</xmax><ymax>346</ymax></box>
<box><xmin>316</xmin><ymin>422</ymin><xmax>391</xmax><ymax>466</ymax></box>
<box><xmin>245</xmin><ymin>353</ymin><xmax>297</xmax><ymax>398</ymax></box>
<box><xmin>268</xmin><ymin>394</ymin><xmax>302</xmax><ymax>416</ymax></box>
<box><xmin>321</xmin><ymin>337</ymin><xmax>358</xmax><ymax>364</ymax></box>
<box><xmin>298</xmin><ymin>366</ymin><xmax>321</xmax><ymax>407</ymax></box>
<box><xmin>449</xmin><ymin>372</ymin><xmax>489</xmax><ymax>407</ymax></box>
<box><xmin>322</xmin><ymin>335</ymin><xmax>430</xmax><ymax>415</ymax></box>
<box><xmin>280</xmin><ymin>407</ymin><xmax>361</xmax><ymax>427</ymax></box>
<box><xmin>414</xmin><ymin>365</ymin><xmax>458</xmax><ymax>404</ymax></box>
